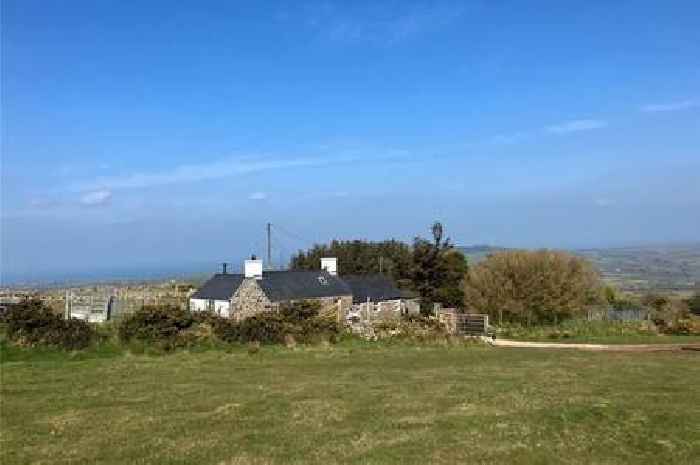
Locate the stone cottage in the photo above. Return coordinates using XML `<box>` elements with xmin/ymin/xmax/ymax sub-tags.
<box><xmin>190</xmin><ymin>256</ymin><xmax>418</xmax><ymax>323</ymax></box>
<box><xmin>190</xmin><ymin>257</ymin><xmax>353</xmax><ymax>321</ymax></box>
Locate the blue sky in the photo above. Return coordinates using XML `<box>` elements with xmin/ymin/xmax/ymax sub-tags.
<box><xmin>2</xmin><ymin>1</ymin><xmax>699</xmax><ymax>282</ymax></box>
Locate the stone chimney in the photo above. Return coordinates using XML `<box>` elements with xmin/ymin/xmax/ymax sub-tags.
<box><xmin>244</xmin><ymin>255</ymin><xmax>263</xmax><ymax>279</ymax></box>
<box><xmin>321</xmin><ymin>257</ymin><xmax>338</xmax><ymax>276</ymax></box>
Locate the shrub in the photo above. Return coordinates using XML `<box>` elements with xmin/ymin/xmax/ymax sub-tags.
<box><xmin>464</xmin><ymin>250</ymin><xmax>603</xmax><ymax>325</ymax></box>
<box><xmin>296</xmin><ymin>315</ymin><xmax>339</xmax><ymax>344</ymax></box>
<box><xmin>237</xmin><ymin>313</ymin><xmax>286</xmax><ymax>344</ymax></box>
<box><xmin>277</xmin><ymin>301</ymin><xmax>339</xmax><ymax>343</ymax></box>
<box><xmin>647</xmin><ymin>297</ymin><xmax>696</xmax><ymax>335</ymax></box>
<box><xmin>3</xmin><ymin>300</ymin><xmax>94</xmax><ymax>350</ymax></box>
<box><xmin>211</xmin><ymin>317</ymin><xmax>240</xmax><ymax>343</ymax></box>
<box><xmin>499</xmin><ymin>319</ymin><xmax>657</xmax><ymax>340</ymax></box>
<box><xmin>234</xmin><ymin>301</ymin><xmax>340</xmax><ymax>345</ymax></box>
<box><xmin>279</xmin><ymin>300</ymin><xmax>320</xmax><ymax>321</ymax></box>
<box><xmin>118</xmin><ymin>305</ymin><xmax>194</xmax><ymax>349</ymax></box>
<box><xmin>688</xmin><ymin>293</ymin><xmax>700</xmax><ymax>316</ymax></box>
<box><xmin>666</xmin><ymin>318</ymin><xmax>700</xmax><ymax>336</ymax></box>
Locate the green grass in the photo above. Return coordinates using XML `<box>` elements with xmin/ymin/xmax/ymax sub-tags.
<box><xmin>505</xmin><ymin>334</ymin><xmax>700</xmax><ymax>344</ymax></box>
<box><xmin>2</xmin><ymin>342</ymin><xmax>699</xmax><ymax>465</ymax></box>
<box><xmin>498</xmin><ymin>319</ymin><xmax>700</xmax><ymax>345</ymax></box>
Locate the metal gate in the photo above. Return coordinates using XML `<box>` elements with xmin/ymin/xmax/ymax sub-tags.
<box><xmin>439</xmin><ymin>312</ymin><xmax>489</xmax><ymax>336</ymax></box>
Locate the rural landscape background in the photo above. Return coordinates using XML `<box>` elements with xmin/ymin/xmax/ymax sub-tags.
<box><xmin>2</xmin><ymin>1</ymin><xmax>699</xmax><ymax>464</ymax></box>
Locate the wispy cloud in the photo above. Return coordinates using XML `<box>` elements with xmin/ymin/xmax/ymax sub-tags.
<box><xmin>545</xmin><ymin>119</ymin><xmax>608</xmax><ymax>134</ymax></box>
<box><xmin>640</xmin><ymin>100</ymin><xmax>698</xmax><ymax>113</ymax></box>
<box><xmin>29</xmin><ymin>197</ymin><xmax>62</xmax><ymax>209</ymax></box>
<box><xmin>594</xmin><ymin>197</ymin><xmax>615</xmax><ymax>208</ymax></box>
<box><xmin>248</xmin><ymin>192</ymin><xmax>268</xmax><ymax>201</ymax></box>
<box><xmin>489</xmin><ymin>131</ymin><xmax>530</xmax><ymax>146</ymax></box>
<box><xmin>296</xmin><ymin>2</ymin><xmax>464</xmax><ymax>45</ymax></box>
<box><xmin>80</xmin><ymin>189</ymin><xmax>112</xmax><ymax>206</ymax></box>
<box><xmin>73</xmin><ymin>151</ymin><xmax>407</xmax><ymax>192</ymax></box>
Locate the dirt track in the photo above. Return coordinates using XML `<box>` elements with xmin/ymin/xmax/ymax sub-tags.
<box><xmin>484</xmin><ymin>337</ymin><xmax>700</xmax><ymax>352</ymax></box>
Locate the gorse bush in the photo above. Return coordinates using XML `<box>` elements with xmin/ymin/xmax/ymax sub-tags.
<box><xmin>115</xmin><ymin>301</ymin><xmax>340</xmax><ymax>349</ymax></box>
<box><xmin>118</xmin><ymin>305</ymin><xmax>194</xmax><ymax>350</ymax></box>
<box><xmin>3</xmin><ymin>301</ymin><xmax>95</xmax><ymax>350</ymax></box>
<box><xmin>236</xmin><ymin>301</ymin><xmax>339</xmax><ymax>345</ymax></box>
<box><xmin>237</xmin><ymin>313</ymin><xmax>286</xmax><ymax>344</ymax></box>
<box><xmin>278</xmin><ymin>300</ymin><xmax>339</xmax><ymax>344</ymax></box>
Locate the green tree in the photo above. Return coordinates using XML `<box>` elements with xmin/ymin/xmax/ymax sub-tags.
<box><xmin>411</xmin><ymin>222</ymin><xmax>467</xmax><ymax>314</ymax></box>
<box><xmin>289</xmin><ymin>239</ymin><xmax>413</xmax><ymax>286</ymax></box>
<box><xmin>463</xmin><ymin>250</ymin><xmax>603</xmax><ymax>325</ymax></box>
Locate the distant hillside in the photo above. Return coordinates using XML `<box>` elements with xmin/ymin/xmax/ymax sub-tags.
<box><xmin>457</xmin><ymin>244</ymin><xmax>700</xmax><ymax>292</ymax></box>
<box><xmin>456</xmin><ymin>245</ymin><xmax>508</xmax><ymax>264</ymax></box>
<box><xmin>574</xmin><ymin>244</ymin><xmax>700</xmax><ymax>292</ymax></box>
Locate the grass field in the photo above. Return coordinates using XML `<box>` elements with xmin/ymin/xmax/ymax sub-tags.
<box><xmin>504</xmin><ymin>334</ymin><xmax>700</xmax><ymax>345</ymax></box>
<box><xmin>2</xmin><ymin>342</ymin><xmax>699</xmax><ymax>465</ymax></box>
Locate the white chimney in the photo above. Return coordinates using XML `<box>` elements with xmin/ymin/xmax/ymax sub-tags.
<box><xmin>321</xmin><ymin>257</ymin><xmax>337</xmax><ymax>276</ymax></box>
<box><xmin>244</xmin><ymin>255</ymin><xmax>263</xmax><ymax>279</ymax></box>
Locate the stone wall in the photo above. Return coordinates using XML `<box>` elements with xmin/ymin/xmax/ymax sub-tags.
<box><xmin>230</xmin><ymin>278</ymin><xmax>353</xmax><ymax>323</ymax></box>
<box><xmin>269</xmin><ymin>295</ymin><xmax>353</xmax><ymax>323</ymax></box>
<box><xmin>230</xmin><ymin>278</ymin><xmax>272</xmax><ymax>321</ymax></box>
<box><xmin>318</xmin><ymin>295</ymin><xmax>353</xmax><ymax>322</ymax></box>
<box><xmin>350</xmin><ymin>299</ymin><xmax>421</xmax><ymax>323</ymax></box>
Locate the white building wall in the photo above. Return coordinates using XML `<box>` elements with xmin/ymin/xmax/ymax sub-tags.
<box><xmin>190</xmin><ymin>298</ymin><xmax>210</xmax><ymax>312</ymax></box>
<box><xmin>213</xmin><ymin>300</ymin><xmax>231</xmax><ymax>317</ymax></box>
<box><xmin>190</xmin><ymin>298</ymin><xmax>231</xmax><ymax>317</ymax></box>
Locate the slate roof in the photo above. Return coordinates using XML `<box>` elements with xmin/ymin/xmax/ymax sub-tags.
<box><xmin>342</xmin><ymin>274</ymin><xmax>406</xmax><ymax>304</ymax></box>
<box><xmin>192</xmin><ymin>270</ymin><xmax>410</xmax><ymax>304</ymax></box>
<box><xmin>258</xmin><ymin>270</ymin><xmax>352</xmax><ymax>302</ymax></box>
<box><xmin>191</xmin><ymin>273</ymin><xmax>245</xmax><ymax>300</ymax></box>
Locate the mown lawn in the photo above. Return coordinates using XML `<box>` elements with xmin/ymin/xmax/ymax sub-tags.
<box><xmin>1</xmin><ymin>343</ymin><xmax>699</xmax><ymax>465</ymax></box>
<box><xmin>505</xmin><ymin>334</ymin><xmax>700</xmax><ymax>345</ymax></box>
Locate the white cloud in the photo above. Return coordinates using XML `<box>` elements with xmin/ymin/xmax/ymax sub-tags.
<box><xmin>248</xmin><ymin>192</ymin><xmax>268</xmax><ymax>201</ymax></box>
<box><xmin>545</xmin><ymin>119</ymin><xmax>608</xmax><ymax>134</ymax></box>
<box><xmin>80</xmin><ymin>189</ymin><xmax>112</xmax><ymax>206</ymax></box>
<box><xmin>594</xmin><ymin>197</ymin><xmax>615</xmax><ymax>208</ymax></box>
<box><xmin>74</xmin><ymin>151</ymin><xmax>407</xmax><ymax>192</ymax></box>
<box><xmin>29</xmin><ymin>198</ymin><xmax>61</xmax><ymax>209</ymax></box>
<box><xmin>298</xmin><ymin>2</ymin><xmax>464</xmax><ymax>45</ymax></box>
<box><xmin>489</xmin><ymin>131</ymin><xmax>530</xmax><ymax>145</ymax></box>
<box><xmin>640</xmin><ymin>100</ymin><xmax>698</xmax><ymax>113</ymax></box>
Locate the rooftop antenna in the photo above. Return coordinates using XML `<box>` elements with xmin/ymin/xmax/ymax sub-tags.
<box><xmin>267</xmin><ymin>222</ymin><xmax>273</xmax><ymax>270</ymax></box>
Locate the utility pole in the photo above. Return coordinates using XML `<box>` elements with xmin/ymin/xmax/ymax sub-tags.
<box><xmin>65</xmin><ymin>289</ymin><xmax>70</xmax><ymax>319</ymax></box>
<box><xmin>267</xmin><ymin>222</ymin><xmax>273</xmax><ymax>270</ymax></box>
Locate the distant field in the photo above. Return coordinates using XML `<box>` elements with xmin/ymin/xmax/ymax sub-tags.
<box><xmin>459</xmin><ymin>244</ymin><xmax>700</xmax><ymax>292</ymax></box>
<box><xmin>2</xmin><ymin>343</ymin><xmax>699</xmax><ymax>465</ymax></box>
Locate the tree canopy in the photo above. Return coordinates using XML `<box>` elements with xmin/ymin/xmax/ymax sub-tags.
<box><xmin>289</xmin><ymin>222</ymin><xmax>468</xmax><ymax>313</ymax></box>
<box><xmin>290</xmin><ymin>239</ymin><xmax>413</xmax><ymax>286</ymax></box>
<box><xmin>463</xmin><ymin>250</ymin><xmax>603</xmax><ymax>325</ymax></box>
<box><xmin>411</xmin><ymin>222</ymin><xmax>467</xmax><ymax>314</ymax></box>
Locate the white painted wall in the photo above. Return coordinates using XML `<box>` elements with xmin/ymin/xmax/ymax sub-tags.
<box><xmin>190</xmin><ymin>298</ymin><xmax>210</xmax><ymax>312</ymax></box>
<box><xmin>190</xmin><ymin>298</ymin><xmax>231</xmax><ymax>317</ymax></box>
<box><xmin>213</xmin><ymin>300</ymin><xmax>231</xmax><ymax>317</ymax></box>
